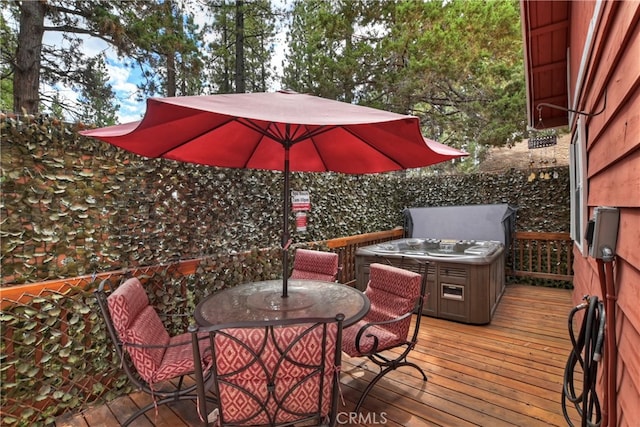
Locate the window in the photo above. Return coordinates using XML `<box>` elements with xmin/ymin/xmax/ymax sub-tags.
<box><xmin>570</xmin><ymin>116</ymin><xmax>588</xmax><ymax>255</ymax></box>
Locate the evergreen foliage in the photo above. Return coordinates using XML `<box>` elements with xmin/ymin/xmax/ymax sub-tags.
<box><xmin>3</xmin><ymin>0</ymin><xmax>524</xmax><ymax>156</ymax></box>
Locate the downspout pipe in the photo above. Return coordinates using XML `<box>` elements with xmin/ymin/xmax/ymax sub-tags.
<box><xmin>597</xmin><ymin>247</ymin><xmax>617</xmax><ymax>427</ymax></box>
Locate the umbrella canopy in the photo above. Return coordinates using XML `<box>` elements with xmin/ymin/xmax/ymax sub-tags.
<box><xmin>81</xmin><ymin>91</ymin><xmax>466</xmax><ymax>296</ymax></box>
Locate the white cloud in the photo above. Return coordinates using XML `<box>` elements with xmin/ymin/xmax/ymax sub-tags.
<box><xmin>106</xmin><ymin>62</ymin><xmax>133</xmax><ymax>90</ymax></box>
<box><xmin>104</xmin><ymin>61</ymin><xmax>146</xmax><ymax>123</ymax></box>
<box><xmin>79</xmin><ymin>34</ymin><xmax>111</xmax><ymax>58</ymax></box>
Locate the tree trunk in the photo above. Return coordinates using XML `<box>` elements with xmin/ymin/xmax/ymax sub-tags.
<box><xmin>235</xmin><ymin>0</ymin><xmax>245</xmax><ymax>93</ymax></box>
<box><xmin>166</xmin><ymin>53</ymin><xmax>176</xmax><ymax>97</ymax></box>
<box><xmin>165</xmin><ymin>0</ymin><xmax>176</xmax><ymax>97</ymax></box>
<box><xmin>221</xmin><ymin>10</ymin><xmax>230</xmax><ymax>93</ymax></box>
<box><xmin>14</xmin><ymin>1</ymin><xmax>46</xmax><ymax>114</ymax></box>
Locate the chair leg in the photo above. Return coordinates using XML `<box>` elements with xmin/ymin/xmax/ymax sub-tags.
<box><xmin>120</xmin><ymin>375</ymin><xmax>217</xmax><ymax>426</ymax></box>
<box><xmin>404</xmin><ymin>361</ymin><xmax>428</xmax><ymax>381</ymax></box>
<box><xmin>354</xmin><ymin>362</ymin><xmax>428</xmax><ymax>413</ymax></box>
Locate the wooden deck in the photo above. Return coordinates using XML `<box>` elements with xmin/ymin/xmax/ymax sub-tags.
<box><xmin>55</xmin><ymin>285</ymin><xmax>580</xmax><ymax>426</ymax></box>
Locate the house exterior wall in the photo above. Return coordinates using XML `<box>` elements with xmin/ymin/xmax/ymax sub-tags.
<box><xmin>569</xmin><ymin>2</ymin><xmax>640</xmax><ymax>426</ymax></box>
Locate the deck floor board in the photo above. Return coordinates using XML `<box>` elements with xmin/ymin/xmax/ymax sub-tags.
<box><xmin>55</xmin><ymin>284</ymin><xmax>581</xmax><ymax>426</ymax></box>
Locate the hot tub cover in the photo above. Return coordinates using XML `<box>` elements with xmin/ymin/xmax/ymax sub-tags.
<box><xmin>403</xmin><ymin>204</ymin><xmax>517</xmax><ymax>245</ymax></box>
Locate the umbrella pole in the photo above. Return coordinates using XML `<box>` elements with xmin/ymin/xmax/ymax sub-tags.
<box><xmin>282</xmin><ymin>144</ymin><xmax>291</xmax><ymax>298</ymax></box>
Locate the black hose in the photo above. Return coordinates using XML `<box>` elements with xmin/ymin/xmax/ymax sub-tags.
<box><xmin>562</xmin><ymin>295</ymin><xmax>605</xmax><ymax>427</ymax></box>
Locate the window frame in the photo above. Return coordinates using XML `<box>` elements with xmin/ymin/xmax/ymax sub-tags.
<box><xmin>570</xmin><ymin>116</ymin><xmax>588</xmax><ymax>256</ymax></box>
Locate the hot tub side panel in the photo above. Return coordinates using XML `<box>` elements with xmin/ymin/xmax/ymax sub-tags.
<box><xmin>355</xmin><ymin>247</ymin><xmax>505</xmax><ymax>324</ymax></box>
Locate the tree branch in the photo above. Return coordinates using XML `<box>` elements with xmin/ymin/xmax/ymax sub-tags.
<box><xmin>42</xmin><ymin>24</ymin><xmax>128</xmax><ymax>53</ymax></box>
<box><xmin>46</xmin><ymin>4</ymin><xmax>94</xmax><ymax>20</ymax></box>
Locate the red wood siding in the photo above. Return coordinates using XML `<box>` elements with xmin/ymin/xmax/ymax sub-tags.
<box><xmin>569</xmin><ymin>2</ymin><xmax>640</xmax><ymax>426</ymax></box>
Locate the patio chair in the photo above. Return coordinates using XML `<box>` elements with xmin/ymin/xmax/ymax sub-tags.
<box><xmin>290</xmin><ymin>248</ymin><xmax>340</xmax><ymax>282</ymax></box>
<box><xmin>341</xmin><ymin>262</ymin><xmax>428</xmax><ymax>412</ymax></box>
<box><xmin>190</xmin><ymin>314</ymin><xmax>345</xmax><ymax>427</ymax></box>
<box><xmin>95</xmin><ymin>277</ymin><xmax>215</xmax><ymax>426</ymax></box>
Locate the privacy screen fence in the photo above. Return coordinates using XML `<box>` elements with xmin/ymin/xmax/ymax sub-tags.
<box><xmin>1</xmin><ymin>116</ymin><xmax>571</xmax><ymax>287</ymax></box>
<box><xmin>1</xmin><ymin>116</ymin><xmax>572</xmax><ymax>426</ymax></box>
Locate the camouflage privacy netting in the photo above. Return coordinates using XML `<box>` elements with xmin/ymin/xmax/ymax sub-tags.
<box><xmin>1</xmin><ymin>115</ymin><xmax>571</xmax><ymax>425</ymax></box>
<box><xmin>1</xmin><ymin>116</ymin><xmax>571</xmax><ymax>286</ymax></box>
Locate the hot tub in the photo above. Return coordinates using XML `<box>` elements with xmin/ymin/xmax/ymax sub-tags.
<box><xmin>356</xmin><ymin>204</ymin><xmax>516</xmax><ymax>324</ymax></box>
<box><xmin>355</xmin><ymin>238</ymin><xmax>505</xmax><ymax>324</ymax></box>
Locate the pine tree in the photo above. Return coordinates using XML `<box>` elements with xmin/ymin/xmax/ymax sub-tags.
<box><xmin>78</xmin><ymin>56</ymin><xmax>119</xmax><ymax>126</ymax></box>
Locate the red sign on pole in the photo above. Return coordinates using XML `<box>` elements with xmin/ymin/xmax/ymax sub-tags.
<box><xmin>296</xmin><ymin>212</ymin><xmax>307</xmax><ymax>232</ymax></box>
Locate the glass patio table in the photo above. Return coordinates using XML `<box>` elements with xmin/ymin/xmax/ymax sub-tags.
<box><xmin>194</xmin><ymin>279</ymin><xmax>370</xmax><ymax>327</ymax></box>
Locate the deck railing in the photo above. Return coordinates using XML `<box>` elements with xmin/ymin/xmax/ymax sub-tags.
<box><xmin>325</xmin><ymin>229</ymin><xmax>574</xmax><ymax>285</ymax></box>
<box><xmin>326</xmin><ymin>227</ymin><xmax>405</xmax><ymax>286</ymax></box>
<box><xmin>508</xmin><ymin>231</ymin><xmax>574</xmax><ymax>282</ymax></box>
<box><xmin>0</xmin><ymin>229</ymin><xmax>572</xmax><ymax>426</ymax></box>
<box><xmin>0</xmin><ymin>229</ymin><xmax>572</xmax><ymax>306</ymax></box>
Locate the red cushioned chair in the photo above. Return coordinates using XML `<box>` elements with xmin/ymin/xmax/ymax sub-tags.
<box><xmin>341</xmin><ymin>262</ymin><xmax>428</xmax><ymax>412</ymax></box>
<box><xmin>290</xmin><ymin>248</ymin><xmax>340</xmax><ymax>282</ymax></box>
<box><xmin>95</xmin><ymin>277</ymin><xmax>215</xmax><ymax>426</ymax></box>
<box><xmin>190</xmin><ymin>314</ymin><xmax>345</xmax><ymax>427</ymax></box>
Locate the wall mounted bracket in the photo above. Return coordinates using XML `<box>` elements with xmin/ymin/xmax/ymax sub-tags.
<box><xmin>536</xmin><ymin>90</ymin><xmax>607</xmax><ymax>118</ymax></box>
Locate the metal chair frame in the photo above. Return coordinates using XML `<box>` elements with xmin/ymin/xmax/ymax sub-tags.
<box><xmin>95</xmin><ymin>279</ymin><xmax>215</xmax><ymax>426</ymax></box>
<box><xmin>190</xmin><ymin>314</ymin><xmax>344</xmax><ymax>427</ymax></box>
<box><xmin>346</xmin><ymin>261</ymin><xmax>429</xmax><ymax>412</ymax></box>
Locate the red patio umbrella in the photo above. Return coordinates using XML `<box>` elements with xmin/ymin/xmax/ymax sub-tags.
<box><xmin>81</xmin><ymin>91</ymin><xmax>466</xmax><ymax>296</ymax></box>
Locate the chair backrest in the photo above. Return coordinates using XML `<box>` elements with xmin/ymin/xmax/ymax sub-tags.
<box><xmin>290</xmin><ymin>249</ymin><xmax>339</xmax><ymax>282</ymax></box>
<box><xmin>104</xmin><ymin>277</ymin><xmax>170</xmax><ymax>384</ymax></box>
<box><xmin>364</xmin><ymin>263</ymin><xmax>423</xmax><ymax>339</ymax></box>
<box><xmin>196</xmin><ymin>315</ymin><xmax>344</xmax><ymax>426</ymax></box>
